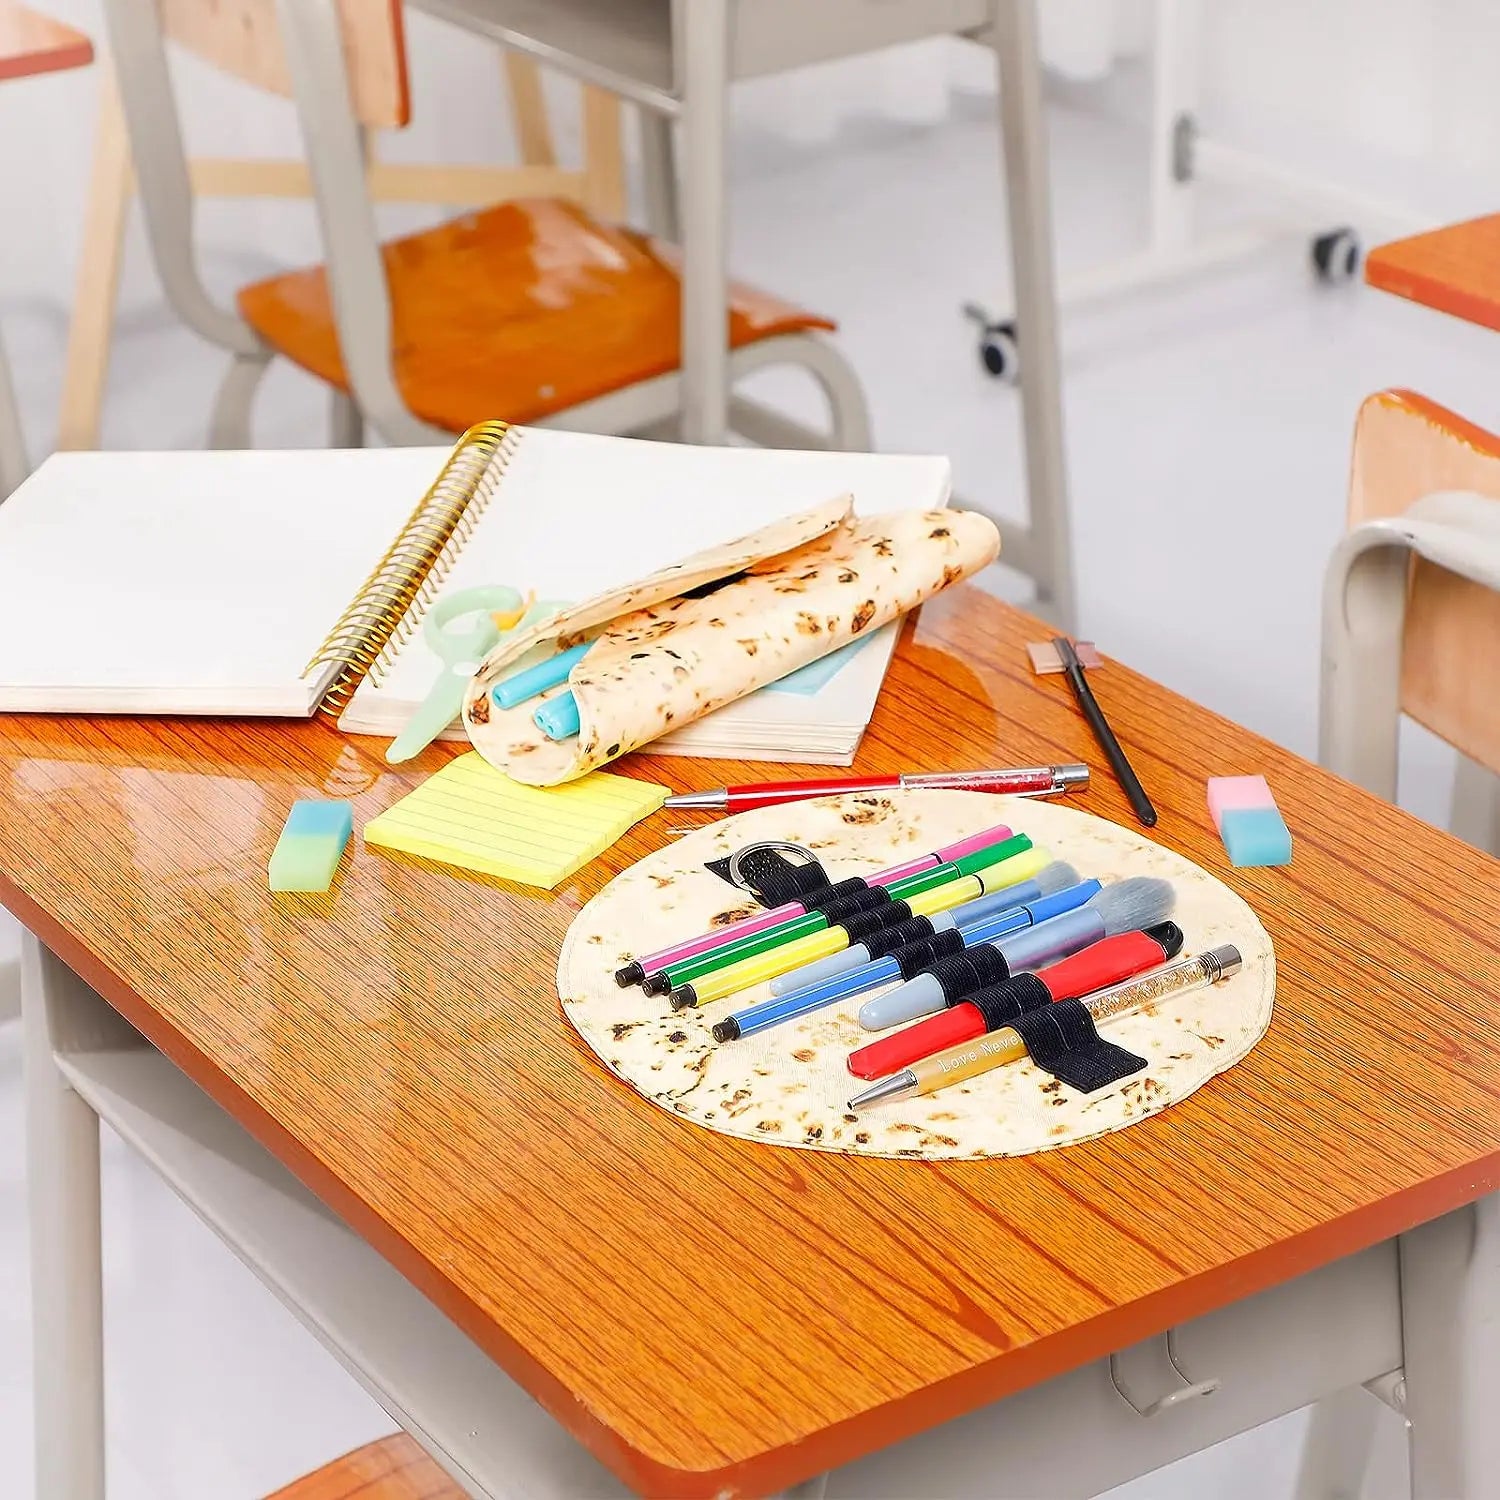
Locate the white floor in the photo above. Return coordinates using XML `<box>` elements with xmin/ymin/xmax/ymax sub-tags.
<box><xmin>1</xmin><ymin>67</ymin><xmax>1491</xmax><ymax>1500</ymax></box>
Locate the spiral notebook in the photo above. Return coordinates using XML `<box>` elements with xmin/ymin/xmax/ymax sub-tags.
<box><xmin>0</xmin><ymin>426</ymin><xmax>949</xmax><ymax>756</ymax></box>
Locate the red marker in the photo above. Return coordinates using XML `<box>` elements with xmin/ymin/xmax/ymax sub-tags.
<box><xmin>846</xmin><ymin>923</ymin><xmax>1185</xmax><ymax>1080</ymax></box>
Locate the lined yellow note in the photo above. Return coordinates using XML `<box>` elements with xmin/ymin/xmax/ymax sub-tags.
<box><xmin>365</xmin><ymin>753</ymin><xmax>667</xmax><ymax>889</ymax></box>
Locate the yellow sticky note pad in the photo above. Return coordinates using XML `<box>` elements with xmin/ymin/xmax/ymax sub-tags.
<box><xmin>365</xmin><ymin>752</ymin><xmax>666</xmax><ymax>889</ymax></box>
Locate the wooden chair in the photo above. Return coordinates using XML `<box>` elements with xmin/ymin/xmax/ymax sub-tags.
<box><xmin>265</xmin><ymin>1434</ymin><xmax>466</xmax><ymax>1499</ymax></box>
<box><xmin>0</xmin><ymin>2</ymin><xmax>93</xmax><ymax>499</ymax></box>
<box><xmin>55</xmin><ymin>46</ymin><xmax>627</xmax><ymax>452</ymax></box>
<box><xmin>1319</xmin><ymin>389</ymin><xmax>1500</xmax><ymax>853</ymax></box>
<box><xmin>100</xmin><ymin>0</ymin><xmax>867</xmax><ymax>452</ymax></box>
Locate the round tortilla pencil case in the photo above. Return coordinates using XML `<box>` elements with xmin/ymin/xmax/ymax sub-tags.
<box><xmin>463</xmin><ymin>499</ymin><xmax>1000</xmax><ymax>785</ymax></box>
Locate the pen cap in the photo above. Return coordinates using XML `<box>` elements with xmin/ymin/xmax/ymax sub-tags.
<box><xmin>1032</xmin><ymin>924</ymin><xmax>1184</xmax><ymax>1002</ymax></box>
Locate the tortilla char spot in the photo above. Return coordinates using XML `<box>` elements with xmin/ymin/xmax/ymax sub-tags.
<box><xmin>708</xmin><ymin>618</ymin><xmax>725</xmax><ymax>627</ymax></box>
<box><xmin>929</xmin><ymin>1111</ymin><xmax>958</xmax><ymax>1122</ymax></box>
<box><xmin>890</xmin><ymin>1122</ymin><xmax>923</xmax><ymax>1133</ymax></box>
<box><xmin>924</xmin><ymin>1133</ymin><xmax>960</xmax><ymax>1148</ymax></box>
<box><xmin>826</xmin><ymin>615</ymin><xmax>839</xmax><ymax>632</ymax></box>
<box><xmin>805</xmin><ymin>1125</ymin><xmax>824</xmax><ymax>1141</ymax></box>
<box><xmin>838</xmin><ymin>568</ymin><xmax>858</xmax><ymax>583</ymax></box>
<box><xmin>738</xmin><ymin>639</ymin><xmax>759</xmax><ymax>656</ymax></box>
<box><xmin>667</xmin><ymin>1030</ymin><xmax>687</xmax><ymax>1043</ymax></box>
<box><xmin>631</xmin><ymin>651</ymin><xmax>649</xmax><ymax>660</ymax></box>
<box><xmin>795</xmin><ymin>612</ymin><xmax>822</xmax><ymax>635</ymax></box>
<box><xmin>756</xmin><ymin>1120</ymin><xmax>782</xmax><ymax>1133</ymax></box>
<box><xmin>929</xmin><ymin>525</ymin><xmax>951</xmax><ymax>539</ymax></box>
<box><xmin>610</xmin><ymin>1022</ymin><xmax>640</xmax><ymax>1040</ymax></box>
<box><xmin>606</xmin><ymin>742</ymin><xmax>621</xmax><ymax>757</ymax></box>
<box><xmin>854</xmin><ymin>1131</ymin><xmax>871</xmax><ymax>1144</ymax></box>
<box><xmin>468</xmin><ymin>696</ymin><xmax>490</xmax><ymax>724</ymax></box>
<box><xmin>942</xmin><ymin>564</ymin><xmax>963</xmax><ymax>587</ymax></box>
<box><xmin>1050</xmin><ymin>1123</ymin><xmax>1069</xmax><ymax>1136</ymax></box>
<box><xmin>1040</xmin><ymin>1079</ymin><xmax>1063</xmax><ymax>1094</ymax></box>
<box><xmin>710</xmin><ymin>905</ymin><xmax>758</xmax><ymax>926</ymax></box>
<box><xmin>843</xmin><ymin>1113</ymin><xmax>858</xmax><ymax>1124</ymax></box>
<box><xmin>650</xmin><ymin>874</ymin><xmax>674</xmax><ymax>888</ymax></box>
<box><xmin>873</xmin><ymin>538</ymin><xmax>894</xmax><ymax>558</ymax></box>
<box><xmin>587</xmin><ymin>934</ymin><xmax>603</xmax><ymax>945</ymax></box>
<box><xmin>791</xmin><ymin>1048</ymin><xmax>816</xmax><ymax>1063</ymax></box>
<box><xmin>851</xmin><ymin>599</ymin><xmax>877</xmax><ymax>633</ymax></box>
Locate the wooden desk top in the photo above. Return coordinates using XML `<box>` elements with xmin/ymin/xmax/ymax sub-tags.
<box><xmin>0</xmin><ymin>3</ymin><xmax>91</xmax><ymax>82</ymax></box>
<box><xmin>1366</xmin><ymin>214</ymin><xmax>1500</xmax><ymax>333</ymax></box>
<box><xmin>2</xmin><ymin>589</ymin><xmax>1498</xmax><ymax>1498</ymax></box>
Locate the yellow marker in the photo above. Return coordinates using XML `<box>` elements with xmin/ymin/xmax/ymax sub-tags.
<box><xmin>670</xmin><ymin>845</ymin><xmax>1051</xmax><ymax>1008</ymax></box>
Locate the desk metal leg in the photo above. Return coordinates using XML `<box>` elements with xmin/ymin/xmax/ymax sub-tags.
<box><xmin>991</xmin><ymin>0</ymin><xmax>1077</xmax><ymax>630</ymax></box>
<box><xmin>23</xmin><ymin>932</ymin><xmax>107</xmax><ymax>1500</ymax></box>
<box><xmin>677</xmin><ymin>0</ymin><xmax>730</xmax><ymax>444</ymax></box>
<box><xmin>1400</xmin><ymin>1195</ymin><xmax>1500</xmax><ymax>1498</ymax></box>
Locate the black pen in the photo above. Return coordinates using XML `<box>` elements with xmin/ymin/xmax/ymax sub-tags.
<box><xmin>1051</xmin><ymin>637</ymin><xmax>1157</xmax><ymax>827</ymax></box>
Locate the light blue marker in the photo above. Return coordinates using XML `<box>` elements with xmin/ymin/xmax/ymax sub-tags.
<box><xmin>710</xmin><ymin>879</ymin><xmax>1102</xmax><ymax>1042</ymax></box>
<box><xmin>766</xmin><ymin>861</ymin><xmax>1079</xmax><ymax>995</ymax></box>
<box><xmin>493</xmin><ymin>640</ymin><xmax>592</xmax><ymax>709</ymax></box>
<box><xmin>533</xmin><ymin>691</ymin><xmax>582</xmax><ymax>740</ymax></box>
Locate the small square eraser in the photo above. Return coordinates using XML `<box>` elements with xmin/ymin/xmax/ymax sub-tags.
<box><xmin>1207</xmin><ymin>777</ymin><xmax>1291</xmax><ymax>867</ymax></box>
<box><xmin>269</xmin><ymin>799</ymin><xmax>353</xmax><ymax>892</ymax></box>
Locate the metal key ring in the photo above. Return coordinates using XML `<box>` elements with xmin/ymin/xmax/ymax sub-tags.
<box><xmin>725</xmin><ymin>840</ymin><xmax>818</xmax><ymax>892</ymax></box>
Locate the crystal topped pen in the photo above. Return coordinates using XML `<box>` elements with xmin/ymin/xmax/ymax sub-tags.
<box><xmin>847</xmin><ymin>945</ymin><xmax>1242</xmax><ymax>1111</ymax></box>
<box><xmin>663</xmin><ymin>765</ymin><xmax>1089</xmax><ymax>813</ymax></box>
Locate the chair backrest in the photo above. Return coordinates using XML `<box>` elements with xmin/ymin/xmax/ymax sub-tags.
<box><xmin>156</xmin><ymin>0</ymin><xmax>408</xmax><ymax>128</ymax></box>
<box><xmin>1347</xmin><ymin>389</ymin><xmax>1500</xmax><ymax>776</ymax></box>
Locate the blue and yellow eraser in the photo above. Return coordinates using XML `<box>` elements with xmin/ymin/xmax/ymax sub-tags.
<box><xmin>1207</xmin><ymin>775</ymin><xmax>1292</xmax><ymax>868</ymax></box>
<box><xmin>269</xmin><ymin>799</ymin><xmax>353</xmax><ymax>892</ymax></box>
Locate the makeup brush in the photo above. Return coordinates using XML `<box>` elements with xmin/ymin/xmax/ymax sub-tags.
<box><xmin>858</xmin><ymin>876</ymin><xmax>1176</xmax><ymax>1031</ymax></box>
<box><xmin>767</xmin><ymin>861</ymin><xmax>1081</xmax><ymax>996</ymax></box>
<box><xmin>848</xmin><ymin>945</ymin><xmax>1242</xmax><ymax>1111</ymax></box>
<box><xmin>846</xmin><ymin>921</ymin><xmax>1185</xmax><ymax>1079</ymax></box>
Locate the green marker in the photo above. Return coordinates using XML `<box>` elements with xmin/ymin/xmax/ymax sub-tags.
<box><xmin>640</xmin><ymin>833</ymin><xmax>1033</xmax><ymax>994</ymax></box>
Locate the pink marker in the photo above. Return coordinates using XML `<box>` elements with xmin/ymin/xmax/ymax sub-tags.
<box><xmin>613</xmin><ymin>823</ymin><xmax>1015</xmax><ymax>988</ymax></box>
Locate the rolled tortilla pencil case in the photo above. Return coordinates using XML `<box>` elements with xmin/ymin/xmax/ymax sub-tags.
<box><xmin>462</xmin><ymin>497</ymin><xmax>1000</xmax><ymax>785</ymax></box>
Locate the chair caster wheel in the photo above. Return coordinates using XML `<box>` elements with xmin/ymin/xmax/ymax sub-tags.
<box><xmin>962</xmin><ymin>304</ymin><xmax>1020</xmax><ymax>383</ymax></box>
<box><xmin>1311</xmin><ymin>227</ymin><xmax>1361</xmax><ymax>284</ymax></box>
<box><xmin>979</xmin><ymin>321</ymin><xmax>1020</xmax><ymax>383</ymax></box>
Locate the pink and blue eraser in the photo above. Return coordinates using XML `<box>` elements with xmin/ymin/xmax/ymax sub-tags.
<box><xmin>1207</xmin><ymin>776</ymin><xmax>1292</xmax><ymax>868</ymax></box>
<box><xmin>269</xmin><ymin>799</ymin><xmax>353</xmax><ymax>891</ymax></box>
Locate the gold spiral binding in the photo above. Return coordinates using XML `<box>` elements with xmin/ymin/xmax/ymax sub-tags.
<box><xmin>306</xmin><ymin>420</ymin><xmax>520</xmax><ymax>718</ymax></box>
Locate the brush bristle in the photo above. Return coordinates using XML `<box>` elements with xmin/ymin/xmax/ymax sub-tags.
<box><xmin>1091</xmin><ymin>876</ymin><xmax>1176</xmax><ymax>936</ymax></box>
<box><xmin>1033</xmin><ymin>861</ymin><xmax>1079</xmax><ymax>896</ymax></box>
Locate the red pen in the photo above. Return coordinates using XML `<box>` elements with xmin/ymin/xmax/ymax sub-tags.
<box><xmin>846</xmin><ymin>923</ymin><xmax>1184</xmax><ymax>1080</ymax></box>
<box><xmin>663</xmin><ymin>764</ymin><xmax>1089</xmax><ymax>813</ymax></box>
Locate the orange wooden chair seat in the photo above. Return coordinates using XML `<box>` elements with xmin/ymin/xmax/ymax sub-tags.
<box><xmin>237</xmin><ymin>196</ymin><xmax>835</xmax><ymax>431</ymax></box>
<box><xmin>1365</xmin><ymin>213</ymin><xmax>1500</xmax><ymax>335</ymax></box>
<box><xmin>265</xmin><ymin>1434</ymin><xmax>465</xmax><ymax>1499</ymax></box>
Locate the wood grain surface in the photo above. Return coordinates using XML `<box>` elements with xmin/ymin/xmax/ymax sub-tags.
<box><xmin>1366</xmin><ymin>214</ymin><xmax>1500</xmax><ymax>334</ymax></box>
<box><xmin>265</xmin><ymin>1435</ymin><xmax>463</xmax><ymax>1499</ymax></box>
<box><xmin>1</xmin><ymin>589</ymin><xmax>1498</xmax><ymax>1498</ymax></box>
<box><xmin>0</xmin><ymin>2</ymin><xmax>91</xmax><ymax>82</ymax></box>
<box><xmin>236</xmin><ymin>197</ymin><xmax>834</xmax><ymax>433</ymax></box>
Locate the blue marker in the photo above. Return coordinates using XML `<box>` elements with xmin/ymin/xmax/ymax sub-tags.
<box><xmin>533</xmin><ymin>691</ymin><xmax>581</xmax><ymax>740</ymax></box>
<box><xmin>766</xmin><ymin>861</ymin><xmax>1080</xmax><ymax>995</ymax></box>
<box><xmin>492</xmin><ymin>641</ymin><xmax>592</xmax><ymax>709</ymax></box>
<box><xmin>709</xmin><ymin>878</ymin><xmax>1102</xmax><ymax>1042</ymax></box>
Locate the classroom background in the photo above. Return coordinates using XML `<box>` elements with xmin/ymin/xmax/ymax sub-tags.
<box><xmin>1</xmin><ymin>1</ymin><xmax>1497</xmax><ymax>1495</ymax></box>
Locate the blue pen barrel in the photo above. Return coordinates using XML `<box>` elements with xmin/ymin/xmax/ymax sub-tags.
<box><xmin>493</xmin><ymin>641</ymin><xmax>592</xmax><ymax>709</ymax></box>
<box><xmin>765</xmin><ymin>875</ymin><xmax>1051</xmax><ymax>997</ymax></box>
<box><xmin>716</xmin><ymin>955</ymin><xmax>905</xmax><ymax>1040</ymax></box>
<box><xmin>534</xmin><ymin>691</ymin><xmax>581</xmax><ymax>740</ymax></box>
